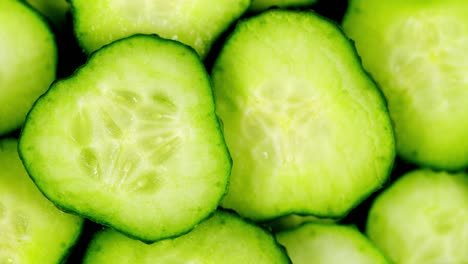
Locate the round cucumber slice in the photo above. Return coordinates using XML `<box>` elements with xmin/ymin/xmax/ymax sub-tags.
<box><xmin>83</xmin><ymin>210</ymin><xmax>290</xmax><ymax>263</ymax></box>
<box><xmin>211</xmin><ymin>9</ymin><xmax>395</xmax><ymax>221</ymax></box>
<box><xmin>366</xmin><ymin>169</ymin><xmax>468</xmax><ymax>263</ymax></box>
<box><xmin>71</xmin><ymin>0</ymin><xmax>250</xmax><ymax>58</ymax></box>
<box><xmin>342</xmin><ymin>0</ymin><xmax>468</xmax><ymax>170</ymax></box>
<box><xmin>0</xmin><ymin>138</ymin><xmax>83</xmax><ymax>264</ymax></box>
<box><xmin>276</xmin><ymin>222</ymin><xmax>390</xmax><ymax>264</ymax></box>
<box><xmin>0</xmin><ymin>0</ymin><xmax>57</xmax><ymax>135</ymax></box>
<box><xmin>19</xmin><ymin>34</ymin><xmax>231</xmax><ymax>242</ymax></box>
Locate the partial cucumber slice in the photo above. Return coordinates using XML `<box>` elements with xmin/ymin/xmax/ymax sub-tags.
<box><xmin>342</xmin><ymin>0</ymin><xmax>468</xmax><ymax>170</ymax></box>
<box><xmin>212</xmin><ymin>9</ymin><xmax>395</xmax><ymax>221</ymax></box>
<box><xmin>248</xmin><ymin>0</ymin><xmax>317</xmax><ymax>13</ymax></box>
<box><xmin>366</xmin><ymin>169</ymin><xmax>468</xmax><ymax>263</ymax></box>
<box><xmin>71</xmin><ymin>0</ymin><xmax>250</xmax><ymax>58</ymax></box>
<box><xmin>83</xmin><ymin>210</ymin><xmax>291</xmax><ymax>263</ymax></box>
<box><xmin>276</xmin><ymin>222</ymin><xmax>390</xmax><ymax>264</ymax></box>
<box><xmin>0</xmin><ymin>0</ymin><xmax>57</xmax><ymax>135</ymax></box>
<box><xmin>0</xmin><ymin>138</ymin><xmax>83</xmax><ymax>264</ymax></box>
<box><xmin>19</xmin><ymin>34</ymin><xmax>231</xmax><ymax>242</ymax></box>
<box><xmin>25</xmin><ymin>0</ymin><xmax>70</xmax><ymax>29</ymax></box>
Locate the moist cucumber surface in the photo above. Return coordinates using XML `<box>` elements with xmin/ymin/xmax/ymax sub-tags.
<box><xmin>19</xmin><ymin>34</ymin><xmax>231</xmax><ymax>242</ymax></box>
<box><xmin>83</xmin><ymin>210</ymin><xmax>291</xmax><ymax>264</ymax></box>
<box><xmin>71</xmin><ymin>0</ymin><xmax>250</xmax><ymax>58</ymax></box>
<box><xmin>342</xmin><ymin>0</ymin><xmax>468</xmax><ymax>170</ymax></box>
<box><xmin>211</xmin><ymin>9</ymin><xmax>395</xmax><ymax>221</ymax></box>
<box><xmin>276</xmin><ymin>222</ymin><xmax>390</xmax><ymax>264</ymax></box>
<box><xmin>366</xmin><ymin>169</ymin><xmax>468</xmax><ymax>263</ymax></box>
<box><xmin>0</xmin><ymin>138</ymin><xmax>83</xmax><ymax>264</ymax></box>
<box><xmin>0</xmin><ymin>0</ymin><xmax>57</xmax><ymax>135</ymax></box>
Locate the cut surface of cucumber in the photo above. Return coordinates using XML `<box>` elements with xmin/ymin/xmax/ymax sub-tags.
<box><xmin>83</xmin><ymin>210</ymin><xmax>291</xmax><ymax>264</ymax></box>
<box><xmin>342</xmin><ymin>0</ymin><xmax>468</xmax><ymax>170</ymax></box>
<box><xmin>276</xmin><ymin>222</ymin><xmax>390</xmax><ymax>264</ymax></box>
<box><xmin>71</xmin><ymin>0</ymin><xmax>250</xmax><ymax>58</ymax></box>
<box><xmin>19</xmin><ymin>34</ymin><xmax>231</xmax><ymax>242</ymax></box>
<box><xmin>248</xmin><ymin>0</ymin><xmax>317</xmax><ymax>13</ymax></box>
<box><xmin>366</xmin><ymin>169</ymin><xmax>468</xmax><ymax>263</ymax></box>
<box><xmin>211</xmin><ymin>9</ymin><xmax>395</xmax><ymax>221</ymax></box>
<box><xmin>0</xmin><ymin>0</ymin><xmax>57</xmax><ymax>135</ymax></box>
<box><xmin>0</xmin><ymin>138</ymin><xmax>83</xmax><ymax>264</ymax></box>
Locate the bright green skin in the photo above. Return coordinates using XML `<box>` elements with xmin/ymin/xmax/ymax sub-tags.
<box><xmin>212</xmin><ymin>9</ymin><xmax>395</xmax><ymax>221</ymax></box>
<box><xmin>83</xmin><ymin>210</ymin><xmax>291</xmax><ymax>264</ymax></box>
<box><xmin>0</xmin><ymin>0</ymin><xmax>57</xmax><ymax>135</ymax></box>
<box><xmin>71</xmin><ymin>0</ymin><xmax>251</xmax><ymax>58</ymax></box>
<box><xmin>19</xmin><ymin>35</ymin><xmax>231</xmax><ymax>242</ymax></box>
<box><xmin>276</xmin><ymin>223</ymin><xmax>391</xmax><ymax>264</ymax></box>
<box><xmin>366</xmin><ymin>169</ymin><xmax>468</xmax><ymax>263</ymax></box>
<box><xmin>0</xmin><ymin>138</ymin><xmax>83</xmax><ymax>264</ymax></box>
<box><xmin>248</xmin><ymin>0</ymin><xmax>317</xmax><ymax>12</ymax></box>
<box><xmin>343</xmin><ymin>0</ymin><xmax>468</xmax><ymax>170</ymax></box>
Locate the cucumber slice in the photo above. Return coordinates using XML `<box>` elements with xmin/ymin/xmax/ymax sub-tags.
<box><xmin>366</xmin><ymin>169</ymin><xmax>468</xmax><ymax>263</ymax></box>
<box><xmin>19</xmin><ymin>34</ymin><xmax>231</xmax><ymax>242</ymax></box>
<box><xmin>248</xmin><ymin>0</ymin><xmax>317</xmax><ymax>13</ymax></box>
<box><xmin>276</xmin><ymin>222</ymin><xmax>390</xmax><ymax>263</ymax></box>
<box><xmin>83</xmin><ymin>210</ymin><xmax>290</xmax><ymax>263</ymax></box>
<box><xmin>342</xmin><ymin>0</ymin><xmax>468</xmax><ymax>170</ymax></box>
<box><xmin>211</xmin><ymin>9</ymin><xmax>395</xmax><ymax>221</ymax></box>
<box><xmin>0</xmin><ymin>0</ymin><xmax>57</xmax><ymax>135</ymax></box>
<box><xmin>70</xmin><ymin>0</ymin><xmax>250</xmax><ymax>58</ymax></box>
<box><xmin>0</xmin><ymin>138</ymin><xmax>83</xmax><ymax>264</ymax></box>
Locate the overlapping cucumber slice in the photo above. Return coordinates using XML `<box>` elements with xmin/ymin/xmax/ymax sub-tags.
<box><xmin>83</xmin><ymin>210</ymin><xmax>291</xmax><ymax>263</ymax></box>
<box><xmin>19</xmin><ymin>34</ymin><xmax>231</xmax><ymax>242</ymax></box>
<box><xmin>342</xmin><ymin>0</ymin><xmax>468</xmax><ymax>170</ymax></box>
<box><xmin>211</xmin><ymin>9</ymin><xmax>395</xmax><ymax>221</ymax></box>
<box><xmin>276</xmin><ymin>222</ymin><xmax>390</xmax><ymax>263</ymax></box>
<box><xmin>0</xmin><ymin>138</ymin><xmax>83</xmax><ymax>263</ymax></box>
<box><xmin>71</xmin><ymin>0</ymin><xmax>250</xmax><ymax>58</ymax></box>
<box><xmin>366</xmin><ymin>169</ymin><xmax>468</xmax><ymax>263</ymax></box>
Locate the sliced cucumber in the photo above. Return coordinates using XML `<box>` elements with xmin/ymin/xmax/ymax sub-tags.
<box><xmin>366</xmin><ymin>169</ymin><xmax>468</xmax><ymax>263</ymax></box>
<box><xmin>19</xmin><ymin>34</ymin><xmax>231</xmax><ymax>242</ymax></box>
<box><xmin>276</xmin><ymin>222</ymin><xmax>390</xmax><ymax>264</ymax></box>
<box><xmin>70</xmin><ymin>0</ymin><xmax>250</xmax><ymax>58</ymax></box>
<box><xmin>83</xmin><ymin>210</ymin><xmax>291</xmax><ymax>263</ymax></box>
<box><xmin>248</xmin><ymin>0</ymin><xmax>317</xmax><ymax>13</ymax></box>
<box><xmin>0</xmin><ymin>0</ymin><xmax>57</xmax><ymax>135</ymax></box>
<box><xmin>211</xmin><ymin>9</ymin><xmax>395</xmax><ymax>221</ymax></box>
<box><xmin>342</xmin><ymin>0</ymin><xmax>468</xmax><ymax>170</ymax></box>
<box><xmin>0</xmin><ymin>138</ymin><xmax>83</xmax><ymax>264</ymax></box>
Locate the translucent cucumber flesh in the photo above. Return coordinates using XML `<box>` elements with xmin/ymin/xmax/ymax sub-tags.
<box><xmin>72</xmin><ymin>0</ymin><xmax>250</xmax><ymax>57</ymax></box>
<box><xmin>366</xmin><ymin>170</ymin><xmax>468</xmax><ymax>263</ymax></box>
<box><xmin>0</xmin><ymin>139</ymin><xmax>83</xmax><ymax>263</ymax></box>
<box><xmin>212</xmin><ymin>10</ymin><xmax>395</xmax><ymax>221</ymax></box>
<box><xmin>276</xmin><ymin>223</ymin><xmax>390</xmax><ymax>263</ymax></box>
<box><xmin>83</xmin><ymin>211</ymin><xmax>290</xmax><ymax>263</ymax></box>
<box><xmin>19</xmin><ymin>35</ymin><xmax>231</xmax><ymax>242</ymax></box>
<box><xmin>343</xmin><ymin>1</ymin><xmax>468</xmax><ymax>169</ymax></box>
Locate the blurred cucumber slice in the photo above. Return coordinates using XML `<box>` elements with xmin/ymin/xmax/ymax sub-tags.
<box><xmin>366</xmin><ymin>169</ymin><xmax>468</xmax><ymax>263</ymax></box>
<box><xmin>343</xmin><ymin>0</ymin><xmax>468</xmax><ymax>170</ymax></box>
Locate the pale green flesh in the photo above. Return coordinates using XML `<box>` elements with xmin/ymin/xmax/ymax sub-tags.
<box><xmin>83</xmin><ymin>211</ymin><xmax>290</xmax><ymax>264</ymax></box>
<box><xmin>212</xmin><ymin>10</ymin><xmax>395</xmax><ymax>221</ymax></box>
<box><xmin>0</xmin><ymin>0</ymin><xmax>56</xmax><ymax>135</ymax></box>
<box><xmin>0</xmin><ymin>139</ymin><xmax>83</xmax><ymax>264</ymax></box>
<box><xmin>19</xmin><ymin>35</ymin><xmax>231</xmax><ymax>242</ymax></box>
<box><xmin>343</xmin><ymin>1</ymin><xmax>468</xmax><ymax>170</ymax></box>
<box><xmin>248</xmin><ymin>0</ymin><xmax>318</xmax><ymax>12</ymax></box>
<box><xmin>71</xmin><ymin>0</ymin><xmax>250</xmax><ymax>58</ymax></box>
<box><xmin>276</xmin><ymin>223</ymin><xmax>390</xmax><ymax>264</ymax></box>
<box><xmin>366</xmin><ymin>169</ymin><xmax>468</xmax><ymax>263</ymax></box>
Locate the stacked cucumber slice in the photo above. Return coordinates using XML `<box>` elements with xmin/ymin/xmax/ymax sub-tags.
<box><xmin>0</xmin><ymin>0</ymin><xmax>466</xmax><ymax>262</ymax></box>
